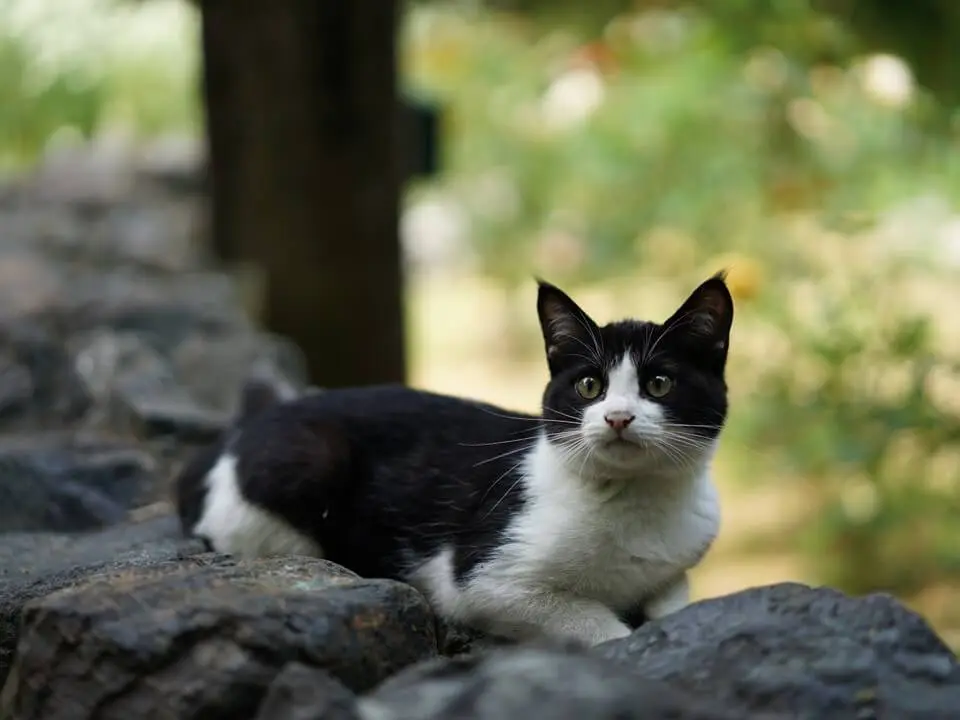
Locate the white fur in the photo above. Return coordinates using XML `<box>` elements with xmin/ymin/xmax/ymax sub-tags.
<box><xmin>192</xmin><ymin>354</ymin><xmax>721</xmax><ymax>647</ymax></box>
<box><xmin>407</xmin><ymin>353</ymin><xmax>721</xmax><ymax>646</ymax></box>
<box><xmin>193</xmin><ymin>453</ymin><xmax>323</xmax><ymax>558</ymax></box>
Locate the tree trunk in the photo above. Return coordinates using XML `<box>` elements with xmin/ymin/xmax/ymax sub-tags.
<box><xmin>199</xmin><ymin>0</ymin><xmax>406</xmax><ymax>388</ymax></box>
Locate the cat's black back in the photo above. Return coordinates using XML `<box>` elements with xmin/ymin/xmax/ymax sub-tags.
<box><xmin>180</xmin><ymin>385</ymin><xmax>537</xmax><ymax>580</ymax></box>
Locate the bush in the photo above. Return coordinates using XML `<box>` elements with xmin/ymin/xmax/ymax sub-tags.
<box><xmin>403</xmin><ymin>3</ymin><xmax>960</xmax><ymax>606</ymax></box>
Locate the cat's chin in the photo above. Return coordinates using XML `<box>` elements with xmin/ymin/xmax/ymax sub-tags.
<box><xmin>588</xmin><ymin>438</ymin><xmax>654</xmax><ymax>471</ymax></box>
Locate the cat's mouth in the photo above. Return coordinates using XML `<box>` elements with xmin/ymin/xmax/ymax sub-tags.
<box><xmin>603</xmin><ymin>435</ymin><xmax>646</xmax><ymax>450</ymax></box>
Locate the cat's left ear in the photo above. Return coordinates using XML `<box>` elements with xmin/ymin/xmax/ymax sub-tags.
<box><xmin>665</xmin><ymin>272</ymin><xmax>734</xmax><ymax>354</ymax></box>
<box><xmin>536</xmin><ymin>279</ymin><xmax>601</xmax><ymax>364</ymax></box>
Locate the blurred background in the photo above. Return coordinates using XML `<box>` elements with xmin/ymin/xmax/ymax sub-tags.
<box><xmin>1</xmin><ymin>0</ymin><xmax>958</xmax><ymax>647</ymax></box>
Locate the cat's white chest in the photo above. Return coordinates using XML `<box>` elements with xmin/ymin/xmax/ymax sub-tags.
<box><xmin>499</xmin><ymin>442</ymin><xmax>720</xmax><ymax>612</ymax></box>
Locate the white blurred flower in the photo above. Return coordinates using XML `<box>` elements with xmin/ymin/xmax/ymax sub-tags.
<box><xmin>541</xmin><ymin>67</ymin><xmax>605</xmax><ymax>131</ymax></box>
<box><xmin>401</xmin><ymin>197</ymin><xmax>473</xmax><ymax>275</ymax></box>
<box><xmin>857</xmin><ymin>53</ymin><xmax>914</xmax><ymax>108</ymax></box>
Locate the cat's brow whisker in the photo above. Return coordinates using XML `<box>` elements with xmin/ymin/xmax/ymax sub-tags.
<box><xmin>641</xmin><ymin>310</ymin><xmax>696</xmax><ymax>366</ymax></box>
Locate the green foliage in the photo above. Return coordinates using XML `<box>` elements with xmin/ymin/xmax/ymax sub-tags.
<box><xmin>0</xmin><ymin>0</ymin><xmax>199</xmax><ymax>170</ymax></box>
<box><xmin>0</xmin><ymin>0</ymin><xmax>957</xmax><ymax>616</ymax></box>
<box><xmin>738</xmin><ymin>264</ymin><xmax>960</xmax><ymax>595</ymax></box>
<box><xmin>404</xmin><ymin>3</ymin><xmax>960</xmax><ymax>604</ymax></box>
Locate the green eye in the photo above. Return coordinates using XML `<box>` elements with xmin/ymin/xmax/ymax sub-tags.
<box><xmin>645</xmin><ymin>374</ymin><xmax>673</xmax><ymax>398</ymax></box>
<box><xmin>575</xmin><ymin>375</ymin><xmax>604</xmax><ymax>400</ymax></box>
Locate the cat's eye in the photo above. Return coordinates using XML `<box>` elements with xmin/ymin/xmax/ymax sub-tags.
<box><xmin>645</xmin><ymin>374</ymin><xmax>673</xmax><ymax>398</ymax></box>
<box><xmin>574</xmin><ymin>375</ymin><xmax>603</xmax><ymax>400</ymax></box>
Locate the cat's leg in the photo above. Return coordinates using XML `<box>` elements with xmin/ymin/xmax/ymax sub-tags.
<box><xmin>465</xmin><ymin>587</ymin><xmax>632</xmax><ymax>646</ymax></box>
<box><xmin>530</xmin><ymin>593</ymin><xmax>633</xmax><ymax>645</ymax></box>
<box><xmin>643</xmin><ymin>572</ymin><xmax>690</xmax><ymax>620</ymax></box>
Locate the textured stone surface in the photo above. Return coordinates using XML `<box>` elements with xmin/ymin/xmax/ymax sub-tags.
<box><xmin>361</xmin><ymin>644</ymin><xmax>735</xmax><ymax>720</ymax></box>
<box><xmin>0</xmin><ymin>434</ymin><xmax>156</xmax><ymax>532</ymax></box>
<box><xmin>0</xmin><ymin>147</ymin><xmax>307</xmax><ymax>528</ymax></box>
<box><xmin>254</xmin><ymin>662</ymin><xmax>361</xmax><ymax>720</ymax></box>
<box><xmin>0</xmin><ymin>507</ymin><xmax>205</xmax><ymax>686</ymax></box>
<box><xmin>4</xmin><ymin>557</ymin><xmax>438</xmax><ymax>720</ymax></box>
<box><xmin>597</xmin><ymin>582</ymin><xmax>960</xmax><ymax>719</ymax></box>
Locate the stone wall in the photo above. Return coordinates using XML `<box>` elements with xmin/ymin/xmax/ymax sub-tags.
<box><xmin>0</xmin><ymin>139</ymin><xmax>957</xmax><ymax>719</ymax></box>
<box><xmin>0</xmin><ymin>136</ymin><xmax>307</xmax><ymax>532</ymax></box>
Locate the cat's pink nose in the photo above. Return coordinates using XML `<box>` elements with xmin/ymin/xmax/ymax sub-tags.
<box><xmin>604</xmin><ymin>412</ymin><xmax>635</xmax><ymax>432</ymax></box>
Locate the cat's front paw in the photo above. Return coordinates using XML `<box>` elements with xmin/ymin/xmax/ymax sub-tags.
<box><xmin>553</xmin><ymin>613</ymin><xmax>632</xmax><ymax>647</ymax></box>
<box><xmin>590</xmin><ymin>619</ymin><xmax>632</xmax><ymax>645</ymax></box>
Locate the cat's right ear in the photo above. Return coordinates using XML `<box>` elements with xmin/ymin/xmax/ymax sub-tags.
<box><xmin>536</xmin><ymin>279</ymin><xmax>601</xmax><ymax>363</ymax></box>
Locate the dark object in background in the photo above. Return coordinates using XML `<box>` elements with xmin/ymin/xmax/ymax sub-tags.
<box><xmin>399</xmin><ymin>93</ymin><xmax>442</xmax><ymax>181</ymax></box>
<box><xmin>200</xmin><ymin>0</ymin><xmax>424</xmax><ymax>389</ymax></box>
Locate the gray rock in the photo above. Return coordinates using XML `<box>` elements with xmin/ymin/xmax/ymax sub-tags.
<box><xmin>0</xmin><ymin>507</ymin><xmax>205</xmax><ymax>686</ymax></box>
<box><xmin>255</xmin><ymin>662</ymin><xmax>361</xmax><ymax>720</ymax></box>
<box><xmin>597</xmin><ymin>582</ymin><xmax>960</xmax><ymax>719</ymax></box>
<box><xmin>360</xmin><ymin>644</ymin><xmax>735</xmax><ymax>720</ymax></box>
<box><xmin>0</xmin><ymin>433</ymin><xmax>156</xmax><ymax>532</ymax></box>
<box><xmin>173</xmin><ymin>333</ymin><xmax>309</xmax><ymax>418</ymax></box>
<box><xmin>0</xmin><ymin>320</ymin><xmax>91</xmax><ymax>433</ymax></box>
<box><xmin>4</xmin><ymin>556</ymin><xmax>438</xmax><ymax>719</ymax></box>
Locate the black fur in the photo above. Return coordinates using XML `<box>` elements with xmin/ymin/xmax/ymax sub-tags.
<box><xmin>176</xmin><ymin>275</ymin><xmax>733</xmax><ymax>589</ymax></box>
<box><xmin>537</xmin><ymin>273</ymin><xmax>732</xmax><ymax>445</ymax></box>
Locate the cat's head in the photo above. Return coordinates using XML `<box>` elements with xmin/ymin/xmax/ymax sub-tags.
<box><xmin>536</xmin><ymin>273</ymin><xmax>733</xmax><ymax>478</ymax></box>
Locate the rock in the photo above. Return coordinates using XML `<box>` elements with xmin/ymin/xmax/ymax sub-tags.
<box><xmin>254</xmin><ymin>663</ymin><xmax>361</xmax><ymax>720</ymax></box>
<box><xmin>435</xmin><ymin>619</ymin><xmax>514</xmax><ymax>658</ymax></box>
<box><xmin>0</xmin><ymin>433</ymin><xmax>156</xmax><ymax>532</ymax></box>
<box><xmin>597</xmin><ymin>582</ymin><xmax>960</xmax><ymax>719</ymax></box>
<box><xmin>173</xmin><ymin>333</ymin><xmax>309</xmax><ymax>418</ymax></box>
<box><xmin>0</xmin><ymin>507</ymin><xmax>205</xmax><ymax>686</ymax></box>
<box><xmin>4</xmin><ymin>557</ymin><xmax>438</xmax><ymax>719</ymax></box>
<box><xmin>119</xmin><ymin>393</ymin><xmax>230</xmax><ymax>443</ymax></box>
<box><xmin>360</xmin><ymin>644</ymin><xmax>734</xmax><ymax>720</ymax></box>
<box><xmin>0</xmin><ymin>320</ymin><xmax>91</xmax><ymax>433</ymax></box>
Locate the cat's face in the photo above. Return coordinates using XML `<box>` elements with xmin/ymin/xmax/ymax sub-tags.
<box><xmin>536</xmin><ymin>274</ymin><xmax>733</xmax><ymax>477</ymax></box>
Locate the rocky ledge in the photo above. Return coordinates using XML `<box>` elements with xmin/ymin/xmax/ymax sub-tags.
<box><xmin>1</xmin><ymin>144</ymin><xmax>958</xmax><ymax>719</ymax></box>
<box><xmin>1</xmin><ymin>509</ymin><xmax>958</xmax><ymax>719</ymax></box>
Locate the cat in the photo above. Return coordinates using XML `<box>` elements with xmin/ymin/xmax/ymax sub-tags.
<box><xmin>175</xmin><ymin>273</ymin><xmax>733</xmax><ymax>646</ymax></box>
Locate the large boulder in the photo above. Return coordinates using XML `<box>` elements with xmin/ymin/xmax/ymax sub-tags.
<box><xmin>360</xmin><ymin>644</ymin><xmax>733</xmax><ymax>720</ymax></box>
<box><xmin>3</xmin><ymin>556</ymin><xmax>438</xmax><ymax>720</ymax></box>
<box><xmin>254</xmin><ymin>662</ymin><xmax>361</xmax><ymax>720</ymax></box>
<box><xmin>597</xmin><ymin>582</ymin><xmax>960</xmax><ymax>718</ymax></box>
<box><xmin>0</xmin><ymin>504</ymin><xmax>206</xmax><ymax>685</ymax></box>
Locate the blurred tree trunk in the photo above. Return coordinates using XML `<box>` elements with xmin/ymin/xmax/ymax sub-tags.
<box><xmin>199</xmin><ymin>0</ymin><xmax>406</xmax><ymax>388</ymax></box>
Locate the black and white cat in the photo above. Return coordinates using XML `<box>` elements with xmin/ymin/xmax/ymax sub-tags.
<box><xmin>176</xmin><ymin>274</ymin><xmax>733</xmax><ymax>646</ymax></box>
